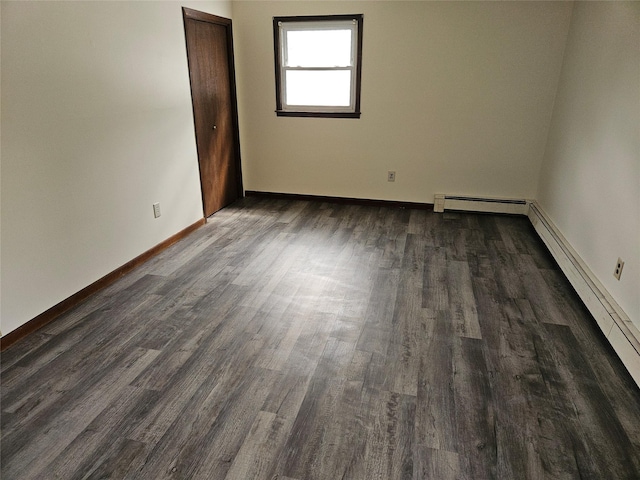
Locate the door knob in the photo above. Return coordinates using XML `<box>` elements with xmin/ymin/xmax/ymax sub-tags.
<box><xmin>212</xmin><ymin>125</ymin><xmax>217</xmax><ymax>130</ymax></box>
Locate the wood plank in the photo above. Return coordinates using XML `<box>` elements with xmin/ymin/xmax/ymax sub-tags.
<box><xmin>452</xmin><ymin>337</ymin><xmax>497</xmax><ymax>479</ymax></box>
<box><xmin>472</xmin><ymin>276</ymin><xmax>574</xmax><ymax>478</ymax></box>
<box><xmin>224</xmin><ymin>411</ymin><xmax>286</xmax><ymax>480</ymax></box>
<box><xmin>2</xmin><ymin>347</ymin><xmax>159</xmax><ymax>479</ymax></box>
<box><xmin>82</xmin><ymin>438</ymin><xmax>146</xmax><ymax>480</ymax></box>
<box><xmin>514</xmin><ymin>254</ymin><xmax>569</xmax><ymax>325</ymax></box>
<box><xmin>42</xmin><ymin>387</ymin><xmax>160</xmax><ymax>479</ymax></box>
<box><xmin>2</xmin><ymin>197</ymin><xmax>639</xmax><ymax>479</ymax></box>
<box><xmin>447</xmin><ymin>260</ymin><xmax>482</xmax><ymax>339</ymax></box>
<box><xmin>363</xmin><ymin>389</ymin><xmax>415</xmax><ymax>480</ymax></box>
<box><xmin>422</xmin><ymin>246</ymin><xmax>449</xmax><ymax>310</ymax></box>
<box><xmin>389</xmin><ymin>234</ymin><xmax>430</xmax><ymax>396</ymax></box>
<box><xmin>2</xmin><ymin>293</ymin><xmax>165</xmax><ymax>434</ymax></box>
<box><xmin>413</xmin><ymin>447</ymin><xmax>462</xmax><ymax>480</ymax></box>
<box><xmin>544</xmin><ymin>323</ymin><xmax>640</xmax><ymax>477</ymax></box>
<box><xmin>415</xmin><ymin>311</ymin><xmax>458</xmax><ymax>452</ymax></box>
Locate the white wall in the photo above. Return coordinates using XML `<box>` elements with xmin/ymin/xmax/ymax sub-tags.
<box><xmin>6</xmin><ymin>0</ymin><xmax>635</xmax><ymax>342</ymax></box>
<box><xmin>232</xmin><ymin>1</ymin><xmax>572</xmax><ymax>202</ymax></box>
<box><xmin>1</xmin><ymin>1</ymin><xmax>232</xmax><ymax>336</ymax></box>
<box><xmin>0</xmin><ymin>1</ymin><xmax>4</xmax><ymax>333</ymax></box>
<box><xmin>537</xmin><ymin>2</ymin><xmax>640</xmax><ymax>329</ymax></box>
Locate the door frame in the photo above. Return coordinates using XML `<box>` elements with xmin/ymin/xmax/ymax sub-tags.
<box><xmin>182</xmin><ymin>7</ymin><xmax>243</xmax><ymax>217</ymax></box>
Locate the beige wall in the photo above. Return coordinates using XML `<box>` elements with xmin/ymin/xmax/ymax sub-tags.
<box><xmin>537</xmin><ymin>2</ymin><xmax>640</xmax><ymax>328</ymax></box>
<box><xmin>233</xmin><ymin>1</ymin><xmax>572</xmax><ymax>202</ymax></box>
<box><xmin>1</xmin><ymin>1</ymin><xmax>232</xmax><ymax>335</ymax></box>
<box><xmin>5</xmin><ymin>1</ymin><xmax>636</xmax><ymax>340</ymax></box>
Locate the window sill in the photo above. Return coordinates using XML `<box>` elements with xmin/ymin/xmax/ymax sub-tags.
<box><xmin>275</xmin><ymin>110</ymin><xmax>361</xmax><ymax>119</ymax></box>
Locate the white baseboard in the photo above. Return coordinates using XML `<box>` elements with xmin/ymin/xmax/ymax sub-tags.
<box><xmin>528</xmin><ymin>201</ymin><xmax>640</xmax><ymax>387</ymax></box>
<box><xmin>434</xmin><ymin>194</ymin><xmax>530</xmax><ymax>215</ymax></box>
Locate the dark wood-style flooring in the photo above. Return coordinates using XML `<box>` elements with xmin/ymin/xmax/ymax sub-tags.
<box><xmin>2</xmin><ymin>197</ymin><xmax>639</xmax><ymax>479</ymax></box>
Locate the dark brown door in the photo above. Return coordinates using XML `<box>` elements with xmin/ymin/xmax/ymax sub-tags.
<box><xmin>183</xmin><ymin>8</ymin><xmax>242</xmax><ymax>217</ymax></box>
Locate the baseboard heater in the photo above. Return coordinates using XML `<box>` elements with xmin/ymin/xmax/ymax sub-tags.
<box><xmin>434</xmin><ymin>194</ymin><xmax>530</xmax><ymax>215</ymax></box>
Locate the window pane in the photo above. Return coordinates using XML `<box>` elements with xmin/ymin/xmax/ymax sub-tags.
<box><xmin>286</xmin><ymin>29</ymin><xmax>352</xmax><ymax>67</ymax></box>
<box><xmin>286</xmin><ymin>70</ymin><xmax>352</xmax><ymax>107</ymax></box>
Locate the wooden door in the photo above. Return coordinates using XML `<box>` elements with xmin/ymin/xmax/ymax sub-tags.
<box><xmin>183</xmin><ymin>8</ymin><xmax>242</xmax><ymax>217</ymax></box>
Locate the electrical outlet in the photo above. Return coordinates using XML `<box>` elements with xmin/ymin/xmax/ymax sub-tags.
<box><xmin>387</xmin><ymin>171</ymin><xmax>396</xmax><ymax>182</ymax></box>
<box><xmin>613</xmin><ymin>258</ymin><xmax>624</xmax><ymax>280</ymax></box>
<box><xmin>153</xmin><ymin>202</ymin><xmax>161</xmax><ymax>218</ymax></box>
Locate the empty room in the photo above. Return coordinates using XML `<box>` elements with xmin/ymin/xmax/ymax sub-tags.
<box><xmin>1</xmin><ymin>1</ymin><xmax>639</xmax><ymax>479</ymax></box>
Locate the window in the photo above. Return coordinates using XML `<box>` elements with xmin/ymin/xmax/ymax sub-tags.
<box><xmin>273</xmin><ymin>14</ymin><xmax>364</xmax><ymax>118</ymax></box>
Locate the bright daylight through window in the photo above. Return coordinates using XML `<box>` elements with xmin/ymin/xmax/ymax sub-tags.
<box><xmin>273</xmin><ymin>14</ymin><xmax>363</xmax><ymax>118</ymax></box>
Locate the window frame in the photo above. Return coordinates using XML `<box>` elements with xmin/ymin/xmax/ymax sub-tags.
<box><xmin>273</xmin><ymin>14</ymin><xmax>364</xmax><ymax>119</ymax></box>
